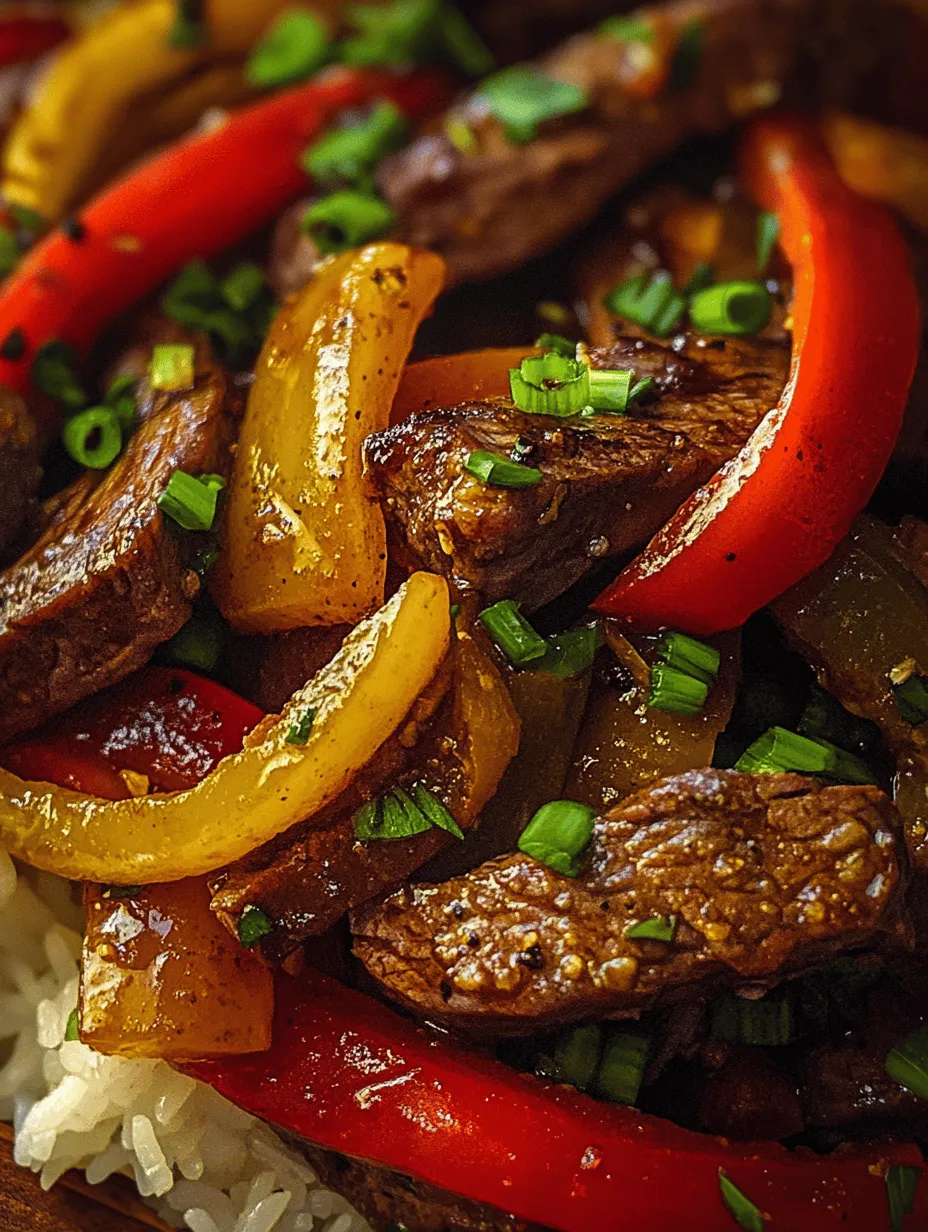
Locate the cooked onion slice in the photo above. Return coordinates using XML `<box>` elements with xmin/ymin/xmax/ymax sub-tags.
<box><xmin>0</xmin><ymin>572</ymin><xmax>450</xmax><ymax>884</ymax></box>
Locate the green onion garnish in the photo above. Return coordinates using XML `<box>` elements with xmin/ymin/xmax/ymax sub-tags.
<box><xmin>302</xmin><ymin>190</ymin><xmax>397</xmax><ymax>253</ymax></box>
<box><xmin>657</xmin><ymin>631</ymin><xmax>720</xmax><ymax>685</ymax></box>
<box><xmin>689</xmin><ymin>281</ymin><xmax>772</xmax><ymax>336</ymax></box>
<box><xmin>104</xmin><ymin>373</ymin><xmax>138</xmax><ymax>431</ymax></box>
<box><xmin>355</xmin><ymin>784</ymin><xmax>463</xmax><ymax>841</ymax></box>
<box><xmin>599</xmin><ymin>15</ymin><xmax>653</xmax><ymax>42</ymax></box>
<box><xmin>168</xmin><ymin>0</ymin><xmax>205</xmax><ymax>48</ymax></box>
<box><xmin>302</xmin><ymin>100</ymin><xmax>408</xmax><ymax>188</ymax></box>
<box><xmin>509</xmin><ymin>352</ymin><xmax>590</xmax><ymax>416</ymax></box>
<box><xmin>710</xmin><ymin>991</ymin><xmax>796</xmax><ymax>1047</ymax></box>
<box><xmin>625</xmin><ymin>915</ymin><xmax>676</xmax><ymax>942</ymax></box>
<box><xmin>517</xmin><ymin>799</ymin><xmax>596</xmax><ymax>878</ymax></box>
<box><xmin>150</xmin><ymin>343</ymin><xmax>195</xmax><ymax>392</ymax></box>
<box><xmin>629</xmin><ymin>376</ymin><xmax>656</xmax><ymax>403</ymax></box>
<box><xmin>477</xmin><ymin>66</ymin><xmax>588</xmax><ymax>144</ymax></box>
<box><xmin>550</xmin><ymin>1023</ymin><xmax>602</xmax><ymax>1090</ymax></box>
<box><xmin>445</xmin><ymin>115</ymin><xmax>478</xmax><ymax>154</ymax></box>
<box><xmin>161</xmin><ymin>607</ymin><xmax>223</xmax><ymax>673</ymax></box>
<box><xmin>339</xmin><ymin>0</ymin><xmax>488</xmax><ymax>71</ymax></box>
<box><xmin>603</xmin><ymin>272</ymin><xmax>685</xmax><ymax>338</ymax></box>
<box><xmin>31</xmin><ymin>339</ymin><xmax>88</xmax><ymax>411</ymax></box>
<box><xmin>648</xmin><ymin>662</ymin><xmax>709</xmax><ymax>716</ymax></box>
<box><xmin>534</xmin><ymin>332</ymin><xmax>576</xmax><ymax>357</ymax></box>
<box><xmin>588</xmin><ymin>368</ymin><xmax>633</xmax><ymax>413</ymax></box>
<box><xmin>887</xmin><ymin>1164</ymin><xmax>922</xmax><ymax>1232</ymax></box>
<box><xmin>886</xmin><ymin>1025</ymin><xmax>928</xmax><ymax>1101</ymax></box>
<box><xmin>436</xmin><ymin>3</ymin><xmax>495</xmax><ymax>75</ymax></box>
<box><xmin>62</xmin><ymin>407</ymin><xmax>122</xmax><ymax>470</ymax></box>
<box><xmin>464</xmin><ymin>449</ymin><xmax>542</xmax><ymax>489</ymax></box>
<box><xmin>285</xmin><ymin>707</ymin><xmax>317</xmax><ymax>745</ymax></box>
<box><xmin>220</xmin><ymin>261</ymin><xmax>266</xmax><ymax>313</ymax></box>
<box><xmin>246</xmin><ymin>9</ymin><xmax>330</xmax><ymax>88</ymax></box>
<box><xmin>158</xmin><ymin>469</ymin><xmax>223</xmax><ymax>532</ymax></box>
<box><xmin>756</xmin><ymin>210</ymin><xmax>780</xmax><ymax>273</ymax></box>
<box><xmin>718</xmin><ymin>1171</ymin><xmax>763</xmax><ymax>1232</ymax></box>
<box><xmin>668</xmin><ymin>19</ymin><xmax>703</xmax><ymax>92</ymax></box>
<box><xmin>594</xmin><ymin>1030</ymin><xmax>650</xmax><ymax>1105</ymax></box>
<box><xmin>101</xmin><ymin>885</ymin><xmax>142</xmax><ymax>899</ymax></box>
<box><xmin>238</xmin><ymin>905</ymin><xmax>274</xmax><ymax>947</ymax></box>
<box><xmin>683</xmin><ymin>259</ymin><xmax>714</xmax><ymax>296</ymax></box>
<box><xmin>735</xmin><ymin>726</ymin><xmax>878</xmax><ymax>784</ymax></box>
<box><xmin>64</xmin><ymin>1008</ymin><xmax>80</xmax><ymax>1042</ymax></box>
<box><xmin>162</xmin><ymin>260</ymin><xmax>275</xmax><ymax>365</ymax></box>
<box><xmin>537</xmin><ymin>625</ymin><xmax>601</xmax><ymax>679</ymax></box>
<box><xmin>0</xmin><ymin>227</ymin><xmax>22</xmax><ymax>277</ymax></box>
<box><xmin>412</xmin><ymin>782</ymin><xmax>464</xmax><ymax>838</ymax></box>
<box><xmin>894</xmin><ymin>674</ymin><xmax>928</xmax><ymax>725</ymax></box>
<box><xmin>478</xmin><ymin>599</ymin><xmax>549</xmax><ymax>667</ymax></box>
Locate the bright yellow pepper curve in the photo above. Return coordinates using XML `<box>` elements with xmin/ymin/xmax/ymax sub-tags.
<box><xmin>0</xmin><ymin>572</ymin><xmax>450</xmax><ymax>884</ymax></box>
<box><xmin>3</xmin><ymin>0</ymin><xmax>335</xmax><ymax>222</ymax></box>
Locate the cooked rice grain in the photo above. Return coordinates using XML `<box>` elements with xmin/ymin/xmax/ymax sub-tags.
<box><xmin>0</xmin><ymin>858</ymin><xmax>369</xmax><ymax>1232</ymax></box>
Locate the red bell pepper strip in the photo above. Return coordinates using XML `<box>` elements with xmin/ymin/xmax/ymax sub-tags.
<box><xmin>0</xmin><ymin>10</ymin><xmax>71</xmax><ymax>68</ymax></box>
<box><xmin>0</xmin><ymin>666</ymin><xmax>262</xmax><ymax>796</ymax></box>
<box><xmin>192</xmin><ymin>969</ymin><xmax>926</xmax><ymax>1232</ymax></box>
<box><xmin>593</xmin><ymin>113</ymin><xmax>921</xmax><ymax>635</ymax></box>
<box><xmin>0</xmin><ymin>66</ymin><xmax>446</xmax><ymax>402</ymax></box>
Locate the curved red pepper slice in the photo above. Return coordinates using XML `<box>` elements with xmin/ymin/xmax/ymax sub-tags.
<box><xmin>593</xmin><ymin>113</ymin><xmax>921</xmax><ymax>635</ymax></box>
<box><xmin>0</xmin><ymin>66</ymin><xmax>446</xmax><ymax>409</ymax></box>
<box><xmin>0</xmin><ymin>11</ymin><xmax>71</xmax><ymax>69</ymax></box>
<box><xmin>193</xmin><ymin>969</ymin><xmax>926</xmax><ymax>1232</ymax></box>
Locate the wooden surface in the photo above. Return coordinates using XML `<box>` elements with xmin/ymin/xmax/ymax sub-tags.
<box><xmin>0</xmin><ymin>1123</ymin><xmax>167</xmax><ymax>1232</ymax></box>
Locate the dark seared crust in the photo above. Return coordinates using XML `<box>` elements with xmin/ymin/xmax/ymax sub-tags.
<box><xmin>378</xmin><ymin>0</ymin><xmax>804</xmax><ymax>285</ymax></box>
<box><xmin>352</xmin><ymin>770</ymin><xmax>907</xmax><ymax>1034</ymax></box>
<box><xmin>365</xmin><ymin>335</ymin><xmax>788</xmax><ymax>610</ymax></box>
<box><xmin>0</xmin><ymin>333</ymin><xmax>236</xmax><ymax>742</ymax></box>
<box><xmin>0</xmin><ymin>387</ymin><xmax>40</xmax><ymax>560</ymax></box>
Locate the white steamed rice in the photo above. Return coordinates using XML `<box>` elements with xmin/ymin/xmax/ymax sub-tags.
<box><xmin>0</xmin><ymin>848</ymin><xmax>370</xmax><ymax>1232</ymax></box>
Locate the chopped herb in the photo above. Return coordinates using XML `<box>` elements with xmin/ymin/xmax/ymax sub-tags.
<box><xmin>711</xmin><ymin>990</ymin><xmax>796</xmax><ymax>1047</ymax></box>
<box><xmin>161</xmin><ymin>607</ymin><xmax>223</xmax><ymax>673</ymax></box>
<box><xmin>689</xmin><ymin>281</ymin><xmax>772</xmax><ymax>336</ymax></box>
<box><xmin>445</xmin><ymin>115</ymin><xmax>478</xmax><ymax>154</ymax></box>
<box><xmin>604</xmin><ymin>272</ymin><xmax>683</xmax><ymax>338</ymax></box>
<box><xmin>648</xmin><ymin>662</ymin><xmax>710</xmax><ymax>716</ymax></box>
<box><xmin>65</xmin><ymin>1008</ymin><xmax>80</xmax><ymax>1042</ymax></box>
<box><xmin>668</xmin><ymin>19</ymin><xmax>703</xmax><ymax>92</ymax></box>
<box><xmin>537</xmin><ymin>625</ymin><xmax>601</xmax><ymax>679</ymax></box>
<box><xmin>625</xmin><ymin>915</ymin><xmax>676</xmax><ymax>942</ymax></box>
<box><xmin>285</xmin><ymin>707</ymin><xmax>317</xmax><ymax>744</ymax></box>
<box><xmin>340</xmin><ymin>0</ymin><xmax>490</xmax><ymax>74</ymax></box>
<box><xmin>436</xmin><ymin>3</ymin><xmax>494</xmax><ymax>75</ymax></box>
<box><xmin>718</xmin><ymin>1170</ymin><xmax>763</xmax><ymax>1232</ymax></box>
<box><xmin>599</xmin><ymin>15</ymin><xmax>653</xmax><ymax>42</ymax></box>
<box><xmin>587</xmin><ymin>368</ymin><xmax>634</xmax><ymax>413</ymax></box>
<box><xmin>799</xmin><ymin>683</ymin><xmax>881</xmax><ymax>755</ymax></box>
<box><xmin>735</xmin><ymin>725</ymin><xmax>878</xmax><ymax>784</ymax></box>
<box><xmin>478</xmin><ymin>66</ymin><xmax>588</xmax><ymax>143</ymax></box>
<box><xmin>449</xmin><ymin>603</ymin><xmax>461</xmax><ymax>620</ymax></box>
<box><xmin>887</xmin><ymin>1164</ymin><xmax>922</xmax><ymax>1232</ymax></box>
<box><xmin>162</xmin><ymin>260</ymin><xmax>276</xmax><ymax>365</ymax></box>
<box><xmin>31</xmin><ymin>339</ymin><xmax>88</xmax><ymax>411</ymax></box>
<box><xmin>238</xmin><ymin>905</ymin><xmax>274</xmax><ymax>947</ymax></box>
<box><xmin>756</xmin><ymin>210</ymin><xmax>780</xmax><ymax>273</ymax></box>
<box><xmin>656</xmin><ymin>631</ymin><xmax>720</xmax><ymax>685</ymax></box>
<box><xmin>158</xmin><ymin>469</ymin><xmax>223</xmax><ymax>532</ymax></box>
<box><xmin>150</xmin><ymin>343</ymin><xmax>195</xmax><ymax>392</ymax></box>
<box><xmin>0</xmin><ymin>227</ymin><xmax>22</xmax><ymax>277</ymax></box>
<box><xmin>534</xmin><ymin>332</ymin><xmax>576</xmax><ymax>357</ymax></box>
<box><xmin>247</xmin><ymin>9</ymin><xmax>331</xmax><ymax>88</ymax></box>
<box><xmin>536</xmin><ymin>301</ymin><xmax>571</xmax><ymax>327</ymax></box>
<box><xmin>101</xmin><ymin>885</ymin><xmax>142</xmax><ymax>899</ymax></box>
<box><xmin>894</xmin><ymin>673</ymin><xmax>928</xmax><ymax>725</ymax></box>
<box><xmin>354</xmin><ymin>783</ymin><xmax>464</xmax><ymax>842</ymax></box>
<box><xmin>169</xmin><ymin>0</ymin><xmax>205</xmax><ymax>47</ymax></box>
<box><xmin>594</xmin><ymin>1030</ymin><xmax>650</xmax><ymax>1105</ymax></box>
<box><xmin>62</xmin><ymin>407</ymin><xmax>122</xmax><ymax>470</ymax></box>
<box><xmin>104</xmin><ymin>373</ymin><xmax>139</xmax><ymax>432</ymax></box>
<box><xmin>302</xmin><ymin>190</ymin><xmax>397</xmax><ymax>253</ymax></box>
<box><xmin>629</xmin><ymin>375</ymin><xmax>656</xmax><ymax>403</ymax></box>
<box><xmin>518</xmin><ymin>799</ymin><xmax>596</xmax><ymax>878</ymax></box>
<box><xmin>683</xmin><ymin>259</ymin><xmax>714</xmax><ymax>296</ymax></box>
<box><xmin>302</xmin><ymin>100</ymin><xmax>408</xmax><ymax>188</ymax></box>
<box><xmin>509</xmin><ymin>351</ymin><xmax>590</xmax><ymax>415</ymax></box>
<box><xmin>549</xmin><ymin>1023</ymin><xmax>602</xmax><ymax>1089</ymax></box>
<box><xmin>220</xmin><ymin>262</ymin><xmax>267</xmax><ymax>313</ymax></box>
<box><xmin>886</xmin><ymin>1025</ymin><xmax>928</xmax><ymax>1101</ymax></box>
<box><xmin>478</xmin><ymin>599</ymin><xmax>549</xmax><ymax>667</ymax></box>
<box><xmin>464</xmin><ymin>449</ymin><xmax>542</xmax><ymax>489</ymax></box>
<box><xmin>412</xmin><ymin>783</ymin><xmax>464</xmax><ymax>839</ymax></box>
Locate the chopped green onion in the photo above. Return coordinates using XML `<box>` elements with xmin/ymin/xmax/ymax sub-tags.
<box><xmin>302</xmin><ymin>100</ymin><xmax>408</xmax><ymax>187</ymax></box>
<box><xmin>536</xmin><ymin>300</ymin><xmax>571</xmax><ymax>327</ymax></box>
<box><xmin>412</xmin><ymin>783</ymin><xmax>464</xmax><ymax>839</ymax></box>
<box><xmin>65</xmin><ymin>1008</ymin><xmax>80</xmax><ymax>1042</ymax></box>
<box><xmin>689</xmin><ymin>281</ymin><xmax>772</xmax><ymax>337</ymax></box>
<box><xmin>550</xmin><ymin>1024</ymin><xmax>602</xmax><ymax>1089</ymax></box>
<box><xmin>518</xmin><ymin>799</ymin><xmax>596</xmax><ymax>878</ymax></box>
<box><xmin>246</xmin><ymin>8</ymin><xmax>330</xmax><ymax>88</ymax></box>
<box><xmin>509</xmin><ymin>352</ymin><xmax>590</xmax><ymax>416</ymax></box>
<box><xmin>887</xmin><ymin>1164</ymin><xmax>922</xmax><ymax>1232</ymax></box>
<box><xmin>101</xmin><ymin>885</ymin><xmax>142</xmax><ymax>900</ymax></box>
<box><xmin>339</xmin><ymin>0</ymin><xmax>487</xmax><ymax>70</ymax></box>
<box><xmin>652</xmin><ymin>291</ymin><xmax>687</xmax><ymax>337</ymax></box>
<box><xmin>628</xmin><ymin>376</ymin><xmax>656</xmax><ymax>403</ymax></box>
<box><xmin>625</xmin><ymin>915</ymin><xmax>676</xmax><ymax>942</ymax></box>
<box><xmin>886</xmin><ymin>1025</ymin><xmax>928</xmax><ymax>1101</ymax></box>
<box><xmin>464</xmin><ymin>449</ymin><xmax>542</xmax><ymax>489</ymax></box>
<box><xmin>603</xmin><ymin>271</ymin><xmax>684</xmax><ymax>338</ymax></box>
<box><xmin>894</xmin><ymin>674</ymin><xmax>928</xmax><ymax>725</ymax></box>
<box><xmin>352</xmin><ymin>799</ymin><xmax>382</xmax><ymax>840</ymax></box>
<box><xmin>104</xmin><ymin>373</ymin><xmax>139</xmax><ymax>431</ymax></box>
<box><xmin>594</xmin><ymin>1030</ymin><xmax>649</xmax><ymax>1105</ymax></box>
<box><xmin>31</xmin><ymin>339</ymin><xmax>88</xmax><ymax>411</ymax></box>
<box><xmin>668</xmin><ymin>19</ymin><xmax>703</xmax><ymax>92</ymax></box>
<box><xmin>478</xmin><ymin>66</ymin><xmax>588</xmax><ymax>144</ymax></box>
<box><xmin>710</xmin><ymin>991</ymin><xmax>796</xmax><ymax>1047</ymax></box>
<box><xmin>599</xmin><ymin>15</ymin><xmax>653</xmax><ymax>42</ymax></box>
<box><xmin>756</xmin><ymin>211</ymin><xmax>780</xmax><ymax>273</ymax></box>
<box><xmin>285</xmin><ymin>707</ymin><xmax>317</xmax><ymax>744</ymax></box>
<box><xmin>648</xmin><ymin>663</ymin><xmax>709</xmax><ymax>716</ymax></box>
<box><xmin>169</xmin><ymin>0</ymin><xmax>205</xmax><ymax>48</ymax></box>
<box><xmin>8</xmin><ymin>203</ymin><xmax>44</xmax><ymax>236</ymax></box>
<box><xmin>238</xmin><ymin>905</ymin><xmax>274</xmax><ymax>947</ymax></box>
<box><xmin>445</xmin><ymin>115</ymin><xmax>478</xmax><ymax>154</ymax></box>
<box><xmin>62</xmin><ymin>407</ymin><xmax>122</xmax><ymax>470</ymax></box>
<box><xmin>588</xmin><ymin>368</ymin><xmax>633</xmax><ymax>413</ymax></box>
<box><xmin>799</xmin><ymin>682</ymin><xmax>880</xmax><ymax>754</ymax></box>
<box><xmin>436</xmin><ymin>4</ymin><xmax>495</xmax><ymax>75</ymax></box>
<box><xmin>478</xmin><ymin>599</ymin><xmax>549</xmax><ymax>667</ymax></box>
<box><xmin>0</xmin><ymin>227</ymin><xmax>22</xmax><ymax>277</ymax></box>
<box><xmin>534</xmin><ymin>332</ymin><xmax>576</xmax><ymax>357</ymax></box>
<box><xmin>220</xmin><ymin>262</ymin><xmax>267</xmax><ymax>313</ymax></box>
<box><xmin>718</xmin><ymin>1171</ymin><xmax>763</xmax><ymax>1232</ymax></box>
<box><xmin>161</xmin><ymin>607</ymin><xmax>223</xmax><ymax>672</ymax></box>
<box><xmin>537</xmin><ymin>625</ymin><xmax>601</xmax><ymax>679</ymax></box>
<box><xmin>302</xmin><ymin>190</ymin><xmax>396</xmax><ymax>253</ymax></box>
<box><xmin>158</xmin><ymin>469</ymin><xmax>222</xmax><ymax>532</ymax></box>
<box><xmin>656</xmin><ymin>631</ymin><xmax>720</xmax><ymax>685</ymax></box>
<box><xmin>683</xmin><ymin>259</ymin><xmax>714</xmax><ymax>296</ymax></box>
<box><xmin>150</xmin><ymin>343</ymin><xmax>195</xmax><ymax>392</ymax></box>
<box><xmin>735</xmin><ymin>726</ymin><xmax>878</xmax><ymax>784</ymax></box>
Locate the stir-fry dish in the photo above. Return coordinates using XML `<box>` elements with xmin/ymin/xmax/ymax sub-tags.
<box><xmin>3</xmin><ymin>2</ymin><xmax>928</xmax><ymax>1231</ymax></box>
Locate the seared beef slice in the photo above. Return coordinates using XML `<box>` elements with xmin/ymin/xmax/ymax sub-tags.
<box><xmin>0</xmin><ymin>336</ymin><xmax>235</xmax><ymax>741</ymax></box>
<box><xmin>365</xmin><ymin>336</ymin><xmax>788</xmax><ymax>610</ymax></box>
<box><xmin>353</xmin><ymin>771</ymin><xmax>907</xmax><ymax>1033</ymax></box>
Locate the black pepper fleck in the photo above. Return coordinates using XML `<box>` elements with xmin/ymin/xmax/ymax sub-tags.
<box><xmin>517</xmin><ymin>944</ymin><xmax>544</xmax><ymax>970</ymax></box>
<box><xmin>0</xmin><ymin>327</ymin><xmax>25</xmax><ymax>361</ymax></box>
<box><xmin>61</xmin><ymin>216</ymin><xmax>86</xmax><ymax>242</ymax></box>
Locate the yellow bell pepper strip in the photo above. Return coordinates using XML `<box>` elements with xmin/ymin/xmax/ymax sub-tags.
<box><xmin>214</xmin><ymin>242</ymin><xmax>446</xmax><ymax>632</ymax></box>
<box><xmin>0</xmin><ymin>571</ymin><xmax>450</xmax><ymax>884</ymax></box>
<box><xmin>0</xmin><ymin>66</ymin><xmax>446</xmax><ymax>413</ymax></box>
<box><xmin>1</xmin><ymin>0</ymin><xmax>335</xmax><ymax>223</ymax></box>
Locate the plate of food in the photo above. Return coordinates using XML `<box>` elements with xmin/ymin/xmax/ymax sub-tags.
<box><xmin>0</xmin><ymin>1</ymin><xmax>927</xmax><ymax>1230</ymax></box>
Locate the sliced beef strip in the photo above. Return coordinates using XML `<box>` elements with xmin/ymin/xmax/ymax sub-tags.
<box><xmin>0</xmin><ymin>331</ymin><xmax>236</xmax><ymax>743</ymax></box>
<box><xmin>0</xmin><ymin>388</ymin><xmax>40</xmax><ymax>561</ymax></box>
<box><xmin>377</xmin><ymin>0</ymin><xmax>805</xmax><ymax>286</ymax></box>
<box><xmin>365</xmin><ymin>334</ymin><xmax>787</xmax><ymax>611</ymax></box>
<box><xmin>352</xmin><ymin>770</ymin><xmax>907</xmax><ymax>1035</ymax></box>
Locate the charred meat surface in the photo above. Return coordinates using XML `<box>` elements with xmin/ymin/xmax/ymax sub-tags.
<box><xmin>378</xmin><ymin>0</ymin><xmax>804</xmax><ymax>285</ymax></box>
<box><xmin>365</xmin><ymin>334</ymin><xmax>787</xmax><ymax>610</ymax></box>
<box><xmin>353</xmin><ymin>770</ymin><xmax>907</xmax><ymax>1034</ymax></box>
<box><xmin>0</xmin><ymin>334</ymin><xmax>236</xmax><ymax>743</ymax></box>
<box><xmin>0</xmin><ymin>388</ymin><xmax>40</xmax><ymax>561</ymax></box>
